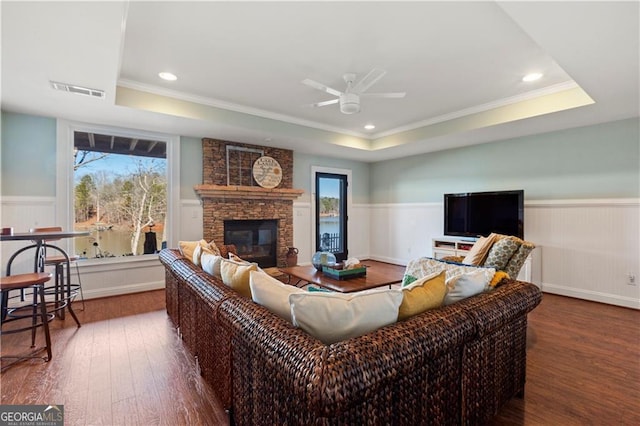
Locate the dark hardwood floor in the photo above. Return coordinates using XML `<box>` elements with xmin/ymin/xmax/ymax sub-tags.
<box><xmin>2</xmin><ymin>289</ymin><xmax>638</xmax><ymax>425</ymax></box>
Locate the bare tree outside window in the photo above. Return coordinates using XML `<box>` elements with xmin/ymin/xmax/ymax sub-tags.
<box><xmin>72</xmin><ymin>132</ymin><xmax>167</xmax><ymax>258</ymax></box>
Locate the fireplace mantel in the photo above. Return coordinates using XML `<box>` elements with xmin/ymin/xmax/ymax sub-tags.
<box><xmin>194</xmin><ymin>184</ymin><xmax>304</xmax><ymax>201</ymax></box>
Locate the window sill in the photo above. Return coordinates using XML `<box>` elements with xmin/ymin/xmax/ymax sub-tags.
<box><xmin>76</xmin><ymin>254</ymin><xmax>161</xmax><ymax>272</ymax></box>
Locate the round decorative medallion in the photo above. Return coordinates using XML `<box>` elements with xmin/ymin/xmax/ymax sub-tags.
<box><xmin>252</xmin><ymin>156</ymin><xmax>282</xmax><ymax>189</ymax></box>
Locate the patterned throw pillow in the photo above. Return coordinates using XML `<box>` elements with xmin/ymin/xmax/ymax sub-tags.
<box><xmin>503</xmin><ymin>242</ymin><xmax>535</xmax><ymax>279</ymax></box>
<box><xmin>483</xmin><ymin>237</ymin><xmax>521</xmax><ymax>271</ymax></box>
<box><xmin>402</xmin><ymin>257</ymin><xmax>495</xmax><ymax>288</ymax></box>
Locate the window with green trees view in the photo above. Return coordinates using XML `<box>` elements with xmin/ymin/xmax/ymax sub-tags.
<box><xmin>73</xmin><ymin>132</ymin><xmax>167</xmax><ymax>258</ymax></box>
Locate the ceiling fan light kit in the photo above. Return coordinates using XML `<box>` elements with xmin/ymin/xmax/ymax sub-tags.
<box><xmin>303</xmin><ymin>69</ymin><xmax>405</xmax><ymax>114</ymax></box>
<box><xmin>340</xmin><ymin>93</ymin><xmax>360</xmax><ymax>114</ymax></box>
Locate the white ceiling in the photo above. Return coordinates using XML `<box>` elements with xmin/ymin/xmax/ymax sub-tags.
<box><xmin>2</xmin><ymin>1</ymin><xmax>638</xmax><ymax>162</ymax></box>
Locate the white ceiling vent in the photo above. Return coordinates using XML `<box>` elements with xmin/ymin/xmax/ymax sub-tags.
<box><xmin>50</xmin><ymin>81</ymin><xmax>105</xmax><ymax>99</ymax></box>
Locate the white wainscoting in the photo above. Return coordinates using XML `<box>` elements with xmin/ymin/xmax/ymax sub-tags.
<box><xmin>1</xmin><ymin>196</ymin><xmax>57</xmax><ymax>275</ymax></box>
<box><xmin>1</xmin><ymin>196</ymin><xmax>166</xmax><ymax>299</ymax></box>
<box><xmin>6</xmin><ymin>196</ymin><xmax>637</xmax><ymax>307</ymax></box>
<box><xmin>367</xmin><ymin>199</ymin><xmax>639</xmax><ymax>309</ymax></box>
<box><xmin>369</xmin><ymin>203</ymin><xmax>443</xmax><ymax>265</ymax></box>
<box><xmin>292</xmin><ymin>201</ymin><xmax>371</xmax><ymax>265</ymax></box>
<box><xmin>525</xmin><ymin>199</ymin><xmax>639</xmax><ymax>309</ymax></box>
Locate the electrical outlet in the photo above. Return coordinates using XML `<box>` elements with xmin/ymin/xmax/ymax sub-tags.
<box><xmin>628</xmin><ymin>273</ymin><xmax>637</xmax><ymax>286</ymax></box>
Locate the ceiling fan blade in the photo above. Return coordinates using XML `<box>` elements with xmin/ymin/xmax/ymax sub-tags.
<box><xmin>352</xmin><ymin>69</ymin><xmax>386</xmax><ymax>93</ymax></box>
<box><xmin>361</xmin><ymin>92</ymin><xmax>406</xmax><ymax>98</ymax></box>
<box><xmin>310</xmin><ymin>99</ymin><xmax>340</xmax><ymax>108</ymax></box>
<box><xmin>302</xmin><ymin>79</ymin><xmax>342</xmax><ymax>97</ymax></box>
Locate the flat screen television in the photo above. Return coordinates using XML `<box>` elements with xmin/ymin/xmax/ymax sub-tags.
<box><xmin>444</xmin><ymin>190</ymin><xmax>524</xmax><ymax>239</ymax></box>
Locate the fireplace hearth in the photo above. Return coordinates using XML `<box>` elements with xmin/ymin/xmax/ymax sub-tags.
<box><xmin>224</xmin><ymin>219</ymin><xmax>278</xmax><ymax>268</ymax></box>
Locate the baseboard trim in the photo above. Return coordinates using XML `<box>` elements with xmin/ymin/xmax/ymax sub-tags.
<box><xmin>367</xmin><ymin>255</ymin><xmax>408</xmax><ymax>266</ymax></box>
<box><xmin>82</xmin><ymin>280</ymin><xmax>166</xmax><ymax>300</ymax></box>
<box><xmin>542</xmin><ymin>283</ymin><xmax>639</xmax><ymax>309</ymax></box>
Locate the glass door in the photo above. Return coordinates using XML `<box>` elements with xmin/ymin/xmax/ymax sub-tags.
<box><xmin>315</xmin><ymin>172</ymin><xmax>348</xmax><ymax>262</ymax></box>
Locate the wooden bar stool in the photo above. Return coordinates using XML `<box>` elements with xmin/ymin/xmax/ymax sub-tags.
<box><xmin>1</xmin><ymin>272</ymin><xmax>53</xmax><ymax>369</ymax></box>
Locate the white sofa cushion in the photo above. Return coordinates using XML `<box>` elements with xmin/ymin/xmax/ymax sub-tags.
<box><xmin>289</xmin><ymin>288</ymin><xmax>403</xmax><ymax>344</ymax></box>
<box><xmin>444</xmin><ymin>269</ymin><xmax>491</xmax><ymax>305</ymax></box>
<box><xmin>249</xmin><ymin>270</ymin><xmax>303</xmax><ymax>322</ymax></box>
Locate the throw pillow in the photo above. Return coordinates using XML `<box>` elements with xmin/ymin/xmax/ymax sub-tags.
<box><xmin>483</xmin><ymin>237</ymin><xmax>521</xmax><ymax>271</ymax></box>
<box><xmin>462</xmin><ymin>233</ymin><xmax>499</xmax><ymax>265</ymax></box>
<box><xmin>178</xmin><ymin>240</ymin><xmax>202</xmax><ymax>263</ymax></box>
<box><xmin>207</xmin><ymin>239</ymin><xmax>221</xmax><ymax>256</ymax></box>
<box><xmin>403</xmin><ymin>257</ymin><xmax>495</xmax><ymax>285</ymax></box>
<box><xmin>180</xmin><ymin>239</ymin><xmax>220</xmax><ymax>266</ymax></box>
<box><xmin>503</xmin><ymin>242</ymin><xmax>534</xmax><ymax>279</ymax></box>
<box><xmin>249</xmin><ymin>270</ymin><xmax>303</xmax><ymax>323</ymax></box>
<box><xmin>192</xmin><ymin>240</ymin><xmax>217</xmax><ymax>266</ymax></box>
<box><xmin>201</xmin><ymin>253</ymin><xmax>224</xmax><ymax>279</ymax></box>
<box><xmin>218</xmin><ymin>244</ymin><xmax>237</xmax><ymax>259</ymax></box>
<box><xmin>398</xmin><ymin>270</ymin><xmax>446</xmax><ymax>321</ymax></box>
<box><xmin>220</xmin><ymin>258</ymin><xmax>258</xmax><ymax>298</ymax></box>
<box><xmin>289</xmin><ymin>288</ymin><xmax>403</xmax><ymax>344</ymax></box>
<box><xmin>229</xmin><ymin>252</ymin><xmax>249</xmax><ymax>263</ymax></box>
<box><xmin>444</xmin><ymin>269</ymin><xmax>491</xmax><ymax>305</ymax></box>
<box><xmin>489</xmin><ymin>270</ymin><xmax>510</xmax><ymax>287</ymax></box>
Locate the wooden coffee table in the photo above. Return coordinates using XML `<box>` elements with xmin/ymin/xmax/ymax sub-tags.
<box><xmin>279</xmin><ymin>260</ymin><xmax>405</xmax><ymax>293</ymax></box>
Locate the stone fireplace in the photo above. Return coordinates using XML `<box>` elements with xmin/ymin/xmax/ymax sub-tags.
<box><xmin>195</xmin><ymin>139</ymin><xmax>303</xmax><ymax>267</ymax></box>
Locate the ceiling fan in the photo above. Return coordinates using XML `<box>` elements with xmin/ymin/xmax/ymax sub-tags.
<box><xmin>302</xmin><ymin>69</ymin><xmax>405</xmax><ymax>114</ymax></box>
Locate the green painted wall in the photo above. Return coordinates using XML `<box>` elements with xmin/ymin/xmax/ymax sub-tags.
<box><xmin>3</xmin><ymin>111</ymin><xmax>637</xmax><ymax>205</ymax></box>
<box><xmin>1</xmin><ymin>111</ymin><xmax>57</xmax><ymax>196</ymax></box>
<box><xmin>293</xmin><ymin>153</ymin><xmax>370</xmax><ymax>204</ymax></box>
<box><xmin>370</xmin><ymin>117</ymin><xmax>640</xmax><ymax>203</ymax></box>
<box><xmin>180</xmin><ymin>136</ymin><xmax>202</xmax><ymax>200</ymax></box>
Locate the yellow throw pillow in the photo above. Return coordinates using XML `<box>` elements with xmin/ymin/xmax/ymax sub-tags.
<box><xmin>220</xmin><ymin>258</ymin><xmax>257</xmax><ymax>298</ymax></box>
<box><xmin>180</xmin><ymin>239</ymin><xmax>221</xmax><ymax>265</ymax></box>
<box><xmin>207</xmin><ymin>239</ymin><xmax>221</xmax><ymax>256</ymax></box>
<box><xmin>179</xmin><ymin>240</ymin><xmax>202</xmax><ymax>263</ymax></box>
<box><xmin>398</xmin><ymin>270</ymin><xmax>446</xmax><ymax>321</ymax></box>
<box><xmin>193</xmin><ymin>239</ymin><xmax>217</xmax><ymax>266</ymax></box>
<box><xmin>462</xmin><ymin>233</ymin><xmax>499</xmax><ymax>265</ymax></box>
<box><xmin>489</xmin><ymin>270</ymin><xmax>510</xmax><ymax>287</ymax></box>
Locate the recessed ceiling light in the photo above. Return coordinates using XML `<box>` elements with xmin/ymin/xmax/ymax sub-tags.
<box><xmin>158</xmin><ymin>72</ymin><xmax>177</xmax><ymax>81</ymax></box>
<box><xmin>522</xmin><ymin>73</ymin><xmax>543</xmax><ymax>82</ymax></box>
<box><xmin>364</xmin><ymin>124</ymin><xmax>376</xmax><ymax>130</ymax></box>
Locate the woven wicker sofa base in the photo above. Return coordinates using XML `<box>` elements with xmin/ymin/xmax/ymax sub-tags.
<box><xmin>159</xmin><ymin>248</ymin><xmax>542</xmax><ymax>425</ymax></box>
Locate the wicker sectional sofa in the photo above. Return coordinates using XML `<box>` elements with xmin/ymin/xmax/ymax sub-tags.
<box><xmin>159</xmin><ymin>248</ymin><xmax>542</xmax><ymax>425</ymax></box>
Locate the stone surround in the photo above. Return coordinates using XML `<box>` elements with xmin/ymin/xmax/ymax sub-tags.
<box><xmin>196</xmin><ymin>138</ymin><xmax>303</xmax><ymax>267</ymax></box>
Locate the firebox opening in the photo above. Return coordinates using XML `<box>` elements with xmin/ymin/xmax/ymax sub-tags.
<box><xmin>224</xmin><ymin>219</ymin><xmax>278</xmax><ymax>268</ymax></box>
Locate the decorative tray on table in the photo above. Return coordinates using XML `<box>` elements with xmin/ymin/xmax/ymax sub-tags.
<box><xmin>322</xmin><ymin>265</ymin><xmax>367</xmax><ymax>280</ymax></box>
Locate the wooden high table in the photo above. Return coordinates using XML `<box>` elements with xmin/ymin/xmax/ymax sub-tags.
<box><xmin>1</xmin><ymin>230</ymin><xmax>90</xmax><ymax>325</ymax></box>
<box><xmin>279</xmin><ymin>260</ymin><xmax>405</xmax><ymax>293</ymax></box>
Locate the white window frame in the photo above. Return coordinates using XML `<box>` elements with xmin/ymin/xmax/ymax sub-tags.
<box><xmin>56</xmin><ymin>119</ymin><xmax>180</xmax><ymax>260</ymax></box>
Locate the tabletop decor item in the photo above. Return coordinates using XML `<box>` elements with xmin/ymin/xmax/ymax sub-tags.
<box><xmin>322</xmin><ymin>264</ymin><xmax>367</xmax><ymax>280</ymax></box>
<box><xmin>285</xmin><ymin>247</ymin><xmax>299</xmax><ymax>267</ymax></box>
<box><xmin>312</xmin><ymin>251</ymin><xmax>336</xmax><ymax>271</ymax></box>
